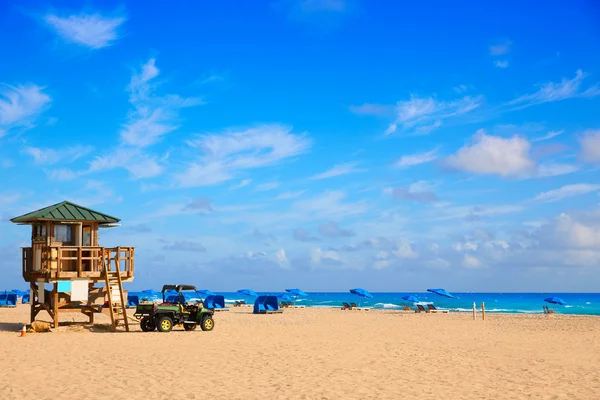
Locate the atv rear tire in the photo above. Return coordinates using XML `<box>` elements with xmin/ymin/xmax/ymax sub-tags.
<box><xmin>140</xmin><ymin>316</ymin><xmax>156</xmax><ymax>332</ymax></box>
<box><xmin>183</xmin><ymin>323</ymin><xmax>197</xmax><ymax>331</ymax></box>
<box><xmin>156</xmin><ymin>315</ymin><xmax>173</xmax><ymax>332</ymax></box>
<box><xmin>201</xmin><ymin>316</ymin><xmax>214</xmax><ymax>331</ymax></box>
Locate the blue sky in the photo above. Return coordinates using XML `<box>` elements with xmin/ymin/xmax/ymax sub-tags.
<box><xmin>1</xmin><ymin>0</ymin><xmax>600</xmax><ymax>292</ymax></box>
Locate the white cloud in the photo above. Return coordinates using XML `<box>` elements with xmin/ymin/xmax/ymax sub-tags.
<box><xmin>79</xmin><ymin>147</ymin><xmax>164</xmax><ymax>179</ymax></box>
<box><xmin>445</xmin><ymin>130</ymin><xmax>535</xmax><ymax>177</ymax></box>
<box><xmin>394</xmin><ymin>148</ymin><xmax>438</xmax><ymax>168</ymax></box>
<box><xmin>44</xmin><ymin>12</ymin><xmax>126</xmax><ymax>49</ymax></box>
<box><xmin>507</xmin><ymin>70</ymin><xmax>600</xmax><ymax>110</ymax></box>
<box><xmin>0</xmin><ymin>84</ymin><xmax>51</xmax><ymax>136</ymax></box>
<box><xmin>385</xmin><ymin>95</ymin><xmax>483</xmax><ymax>135</ymax></box>
<box><xmin>256</xmin><ymin>182</ymin><xmax>280</xmax><ymax>191</ymax></box>
<box><xmin>578</xmin><ymin>129</ymin><xmax>600</xmax><ymax>164</ymax></box>
<box><xmin>309</xmin><ymin>162</ymin><xmax>364</xmax><ymax>180</ymax></box>
<box><xmin>463</xmin><ymin>254</ymin><xmax>483</xmax><ymax>268</ymax></box>
<box><xmin>122</xmin><ymin>58</ymin><xmax>204</xmax><ymax>148</ymax></box>
<box><xmin>541</xmin><ymin>213</ymin><xmax>600</xmax><ymax>249</ymax></box>
<box><xmin>229</xmin><ymin>179</ymin><xmax>252</xmax><ymax>190</ymax></box>
<box><xmin>532</xmin><ymin>130</ymin><xmax>564</xmax><ymax>142</ymax></box>
<box><xmin>176</xmin><ymin>124</ymin><xmax>312</xmax><ymax>187</ymax></box>
<box><xmin>276</xmin><ymin>190</ymin><xmax>305</xmax><ymax>200</ymax></box>
<box><xmin>23</xmin><ymin>145</ymin><xmax>93</xmax><ymax>165</ymax></box>
<box><xmin>533</xmin><ymin>184</ymin><xmax>600</xmax><ymax>203</ymax></box>
<box><xmin>489</xmin><ymin>40</ymin><xmax>511</xmax><ymax>56</ymax></box>
<box><xmin>292</xmin><ymin>190</ymin><xmax>367</xmax><ymax>219</ymax></box>
<box><xmin>494</xmin><ymin>60</ymin><xmax>509</xmax><ymax>68</ymax></box>
<box><xmin>385</xmin><ymin>180</ymin><xmax>439</xmax><ymax>202</ymax></box>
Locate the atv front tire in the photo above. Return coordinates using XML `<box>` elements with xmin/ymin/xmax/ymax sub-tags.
<box><xmin>201</xmin><ymin>316</ymin><xmax>214</xmax><ymax>331</ymax></box>
<box><xmin>156</xmin><ymin>316</ymin><xmax>173</xmax><ymax>332</ymax></box>
<box><xmin>140</xmin><ymin>316</ymin><xmax>156</xmax><ymax>332</ymax></box>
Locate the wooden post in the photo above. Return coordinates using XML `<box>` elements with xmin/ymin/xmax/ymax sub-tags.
<box><xmin>52</xmin><ymin>282</ymin><xmax>59</xmax><ymax>328</ymax></box>
<box><xmin>472</xmin><ymin>302</ymin><xmax>476</xmax><ymax>320</ymax></box>
<box><xmin>30</xmin><ymin>281</ymin><xmax>36</xmax><ymax>324</ymax></box>
<box><xmin>77</xmin><ymin>247</ymin><xmax>83</xmax><ymax>277</ymax></box>
<box><xmin>481</xmin><ymin>302</ymin><xmax>486</xmax><ymax>320</ymax></box>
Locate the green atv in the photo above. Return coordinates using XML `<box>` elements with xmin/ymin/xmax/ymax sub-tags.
<box><xmin>133</xmin><ymin>285</ymin><xmax>215</xmax><ymax>333</ymax></box>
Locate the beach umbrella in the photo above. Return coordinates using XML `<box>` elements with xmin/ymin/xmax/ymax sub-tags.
<box><xmin>285</xmin><ymin>288</ymin><xmax>308</xmax><ymax>305</ymax></box>
<box><xmin>402</xmin><ymin>295</ymin><xmax>420</xmax><ymax>303</ymax></box>
<box><xmin>11</xmin><ymin>289</ymin><xmax>27</xmax><ymax>297</ymax></box>
<box><xmin>285</xmin><ymin>288</ymin><xmax>308</xmax><ymax>297</ymax></box>
<box><xmin>427</xmin><ymin>288</ymin><xmax>455</xmax><ymax>299</ymax></box>
<box><xmin>196</xmin><ymin>289</ymin><xmax>216</xmax><ymax>296</ymax></box>
<box><xmin>237</xmin><ymin>289</ymin><xmax>257</xmax><ymax>297</ymax></box>
<box><xmin>350</xmin><ymin>288</ymin><xmax>373</xmax><ymax>306</ymax></box>
<box><xmin>544</xmin><ymin>296</ymin><xmax>566</xmax><ymax>311</ymax></box>
<box><xmin>278</xmin><ymin>293</ymin><xmax>293</xmax><ymax>302</ymax></box>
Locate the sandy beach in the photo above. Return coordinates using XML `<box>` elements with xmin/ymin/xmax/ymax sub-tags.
<box><xmin>0</xmin><ymin>305</ymin><xmax>598</xmax><ymax>400</ymax></box>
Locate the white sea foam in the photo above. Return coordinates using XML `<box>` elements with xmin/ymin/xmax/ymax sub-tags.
<box><xmin>374</xmin><ymin>302</ymin><xmax>401</xmax><ymax>309</ymax></box>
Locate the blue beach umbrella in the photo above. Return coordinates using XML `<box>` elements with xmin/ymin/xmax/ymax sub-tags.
<box><xmin>196</xmin><ymin>289</ymin><xmax>216</xmax><ymax>296</ymax></box>
<box><xmin>237</xmin><ymin>289</ymin><xmax>258</xmax><ymax>297</ymax></box>
<box><xmin>11</xmin><ymin>289</ymin><xmax>27</xmax><ymax>297</ymax></box>
<box><xmin>402</xmin><ymin>295</ymin><xmax>420</xmax><ymax>303</ymax></box>
<box><xmin>350</xmin><ymin>288</ymin><xmax>373</xmax><ymax>306</ymax></box>
<box><xmin>427</xmin><ymin>288</ymin><xmax>455</xmax><ymax>299</ymax></box>
<box><xmin>544</xmin><ymin>296</ymin><xmax>566</xmax><ymax>311</ymax></box>
<box><xmin>285</xmin><ymin>288</ymin><xmax>308</xmax><ymax>305</ymax></box>
<box><xmin>237</xmin><ymin>289</ymin><xmax>257</xmax><ymax>304</ymax></box>
<box><xmin>278</xmin><ymin>293</ymin><xmax>293</xmax><ymax>302</ymax></box>
<box><xmin>285</xmin><ymin>288</ymin><xmax>308</xmax><ymax>297</ymax></box>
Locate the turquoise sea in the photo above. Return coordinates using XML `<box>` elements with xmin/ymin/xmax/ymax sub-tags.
<box><xmin>133</xmin><ymin>291</ymin><xmax>600</xmax><ymax>315</ymax></box>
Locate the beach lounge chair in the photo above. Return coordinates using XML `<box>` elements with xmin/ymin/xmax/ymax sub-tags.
<box><xmin>543</xmin><ymin>306</ymin><xmax>555</xmax><ymax>314</ymax></box>
<box><xmin>0</xmin><ymin>291</ymin><xmax>17</xmax><ymax>307</ymax></box>
<box><xmin>427</xmin><ymin>304</ymin><xmax>449</xmax><ymax>313</ymax></box>
<box><xmin>280</xmin><ymin>301</ymin><xmax>288</xmax><ymax>308</ymax></box>
<box><xmin>127</xmin><ymin>295</ymin><xmax>140</xmax><ymax>308</ymax></box>
<box><xmin>341</xmin><ymin>302</ymin><xmax>352</xmax><ymax>310</ymax></box>
<box><xmin>402</xmin><ymin>304</ymin><xmax>412</xmax><ymax>311</ymax></box>
<box><xmin>253</xmin><ymin>295</ymin><xmax>283</xmax><ymax>314</ymax></box>
<box><xmin>415</xmin><ymin>304</ymin><xmax>429</xmax><ymax>313</ymax></box>
<box><xmin>350</xmin><ymin>303</ymin><xmax>357</xmax><ymax>309</ymax></box>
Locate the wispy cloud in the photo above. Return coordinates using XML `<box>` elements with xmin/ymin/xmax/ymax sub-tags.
<box><xmin>348</xmin><ymin>103</ymin><xmax>393</xmax><ymax>117</ymax></box>
<box><xmin>293</xmin><ymin>228</ymin><xmax>320</xmax><ymax>242</ymax></box>
<box><xmin>578</xmin><ymin>129</ymin><xmax>600</xmax><ymax>164</ymax></box>
<box><xmin>229</xmin><ymin>179</ymin><xmax>252</xmax><ymax>190</ymax></box>
<box><xmin>44</xmin><ymin>12</ymin><xmax>126</xmax><ymax>49</ymax></box>
<box><xmin>309</xmin><ymin>162</ymin><xmax>365</xmax><ymax>180</ymax></box>
<box><xmin>506</xmin><ymin>70</ymin><xmax>600</xmax><ymax>110</ymax></box>
<box><xmin>255</xmin><ymin>182</ymin><xmax>280</xmax><ymax>191</ymax></box>
<box><xmin>0</xmin><ymin>84</ymin><xmax>51</xmax><ymax>136</ymax></box>
<box><xmin>494</xmin><ymin>60</ymin><xmax>509</xmax><ymax>69</ymax></box>
<box><xmin>276</xmin><ymin>190</ymin><xmax>305</xmax><ymax>200</ymax></box>
<box><xmin>176</xmin><ymin>124</ymin><xmax>312</xmax><ymax>187</ymax></box>
<box><xmin>23</xmin><ymin>145</ymin><xmax>93</xmax><ymax>165</ymax></box>
<box><xmin>489</xmin><ymin>40</ymin><xmax>512</xmax><ymax>56</ymax></box>
<box><xmin>532</xmin><ymin>130</ymin><xmax>564</xmax><ymax>142</ymax></box>
<box><xmin>394</xmin><ymin>148</ymin><xmax>438</xmax><ymax>168</ymax></box>
<box><xmin>384</xmin><ymin>181</ymin><xmax>439</xmax><ymax>203</ymax></box>
<box><xmin>122</xmin><ymin>58</ymin><xmax>204</xmax><ymax>148</ymax></box>
<box><xmin>383</xmin><ymin>95</ymin><xmax>483</xmax><ymax>135</ymax></box>
<box><xmin>318</xmin><ymin>221</ymin><xmax>354</xmax><ymax>237</ymax></box>
<box><xmin>532</xmin><ymin>184</ymin><xmax>600</xmax><ymax>203</ymax></box>
<box><xmin>162</xmin><ymin>240</ymin><xmax>207</xmax><ymax>252</ymax></box>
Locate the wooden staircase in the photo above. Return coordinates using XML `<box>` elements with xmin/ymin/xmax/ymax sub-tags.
<box><xmin>103</xmin><ymin>252</ymin><xmax>129</xmax><ymax>332</ymax></box>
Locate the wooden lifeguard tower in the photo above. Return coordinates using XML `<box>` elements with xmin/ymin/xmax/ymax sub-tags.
<box><xmin>11</xmin><ymin>201</ymin><xmax>135</xmax><ymax>331</ymax></box>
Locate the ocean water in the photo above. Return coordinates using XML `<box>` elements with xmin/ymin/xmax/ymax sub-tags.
<box><xmin>216</xmin><ymin>292</ymin><xmax>600</xmax><ymax>316</ymax></box>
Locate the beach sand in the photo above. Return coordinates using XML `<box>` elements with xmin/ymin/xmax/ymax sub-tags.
<box><xmin>1</xmin><ymin>305</ymin><xmax>599</xmax><ymax>400</ymax></box>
